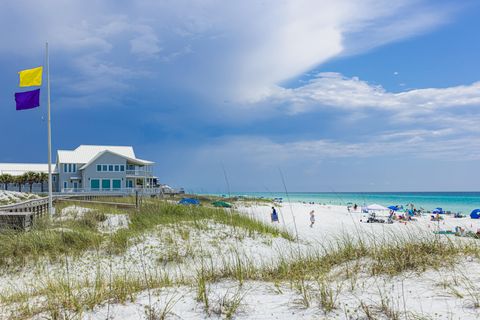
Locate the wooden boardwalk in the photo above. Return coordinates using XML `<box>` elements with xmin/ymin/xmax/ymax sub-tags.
<box><xmin>0</xmin><ymin>197</ymin><xmax>49</xmax><ymax>230</ymax></box>
<box><xmin>0</xmin><ymin>193</ymin><xmax>138</xmax><ymax>230</ymax></box>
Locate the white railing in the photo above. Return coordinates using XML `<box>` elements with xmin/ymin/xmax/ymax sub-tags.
<box><xmin>126</xmin><ymin>170</ymin><xmax>154</xmax><ymax>177</ymax></box>
<box><xmin>59</xmin><ymin>187</ymin><xmax>164</xmax><ymax>195</ymax></box>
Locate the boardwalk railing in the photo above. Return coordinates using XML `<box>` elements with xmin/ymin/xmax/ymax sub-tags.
<box><xmin>0</xmin><ymin>188</ymin><xmax>183</xmax><ymax>230</ymax></box>
<box><xmin>0</xmin><ymin>191</ymin><xmax>144</xmax><ymax>229</ymax></box>
<box><xmin>0</xmin><ymin>196</ymin><xmax>50</xmax><ymax>214</ymax></box>
<box><xmin>0</xmin><ymin>197</ymin><xmax>50</xmax><ymax>230</ymax></box>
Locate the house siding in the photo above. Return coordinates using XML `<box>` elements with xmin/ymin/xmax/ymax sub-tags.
<box><xmin>82</xmin><ymin>152</ymin><xmax>127</xmax><ymax>190</ymax></box>
<box><xmin>58</xmin><ymin>163</ymin><xmax>82</xmax><ymax>190</ymax></box>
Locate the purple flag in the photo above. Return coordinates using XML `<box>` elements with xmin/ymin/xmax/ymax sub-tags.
<box><xmin>15</xmin><ymin>89</ymin><xmax>40</xmax><ymax>110</ymax></box>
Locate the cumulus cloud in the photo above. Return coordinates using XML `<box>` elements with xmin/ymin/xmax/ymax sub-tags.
<box><xmin>192</xmin><ymin>130</ymin><xmax>480</xmax><ymax>171</ymax></box>
<box><xmin>0</xmin><ymin>0</ymin><xmax>456</xmax><ymax>105</ymax></box>
<box><xmin>262</xmin><ymin>73</ymin><xmax>480</xmax><ymax>117</ymax></box>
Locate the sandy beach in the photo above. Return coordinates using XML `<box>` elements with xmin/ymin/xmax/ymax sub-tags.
<box><xmin>1</xmin><ymin>200</ymin><xmax>480</xmax><ymax>319</ymax></box>
<box><xmin>239</xmin><ymin>202</ymin><xmax>480</xmax><ymax>243</ymax></box>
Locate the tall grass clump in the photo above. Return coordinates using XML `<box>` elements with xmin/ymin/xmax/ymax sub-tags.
<box><xmin>263</xmin><ymin>233</ymin><xmax>480</xmax><ymax>281</ymax></box>
<box><xmin>0</xmin><ymin>217</ymin><xmax>102</xmax><ymax>267</ymax></box>
<box><xmin>108</xmin><ymin>201</ymin><xmax>293</xmax><ymax>253</ymax></box>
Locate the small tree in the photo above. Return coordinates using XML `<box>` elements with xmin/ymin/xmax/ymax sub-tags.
<box><xmin>24</xmin><ymin>171</ymin><xmax>39</xmax><ymax>193</ymax></box>
<box><xmin>38</xmin><ymin>172</ymin><xmax>48</xmax><ymax>193</ymax></box>
<box><xmin>0</xmin><ymin>174</ymin><xmax>13</xmax><ymax>190</ymax></box>
<box><xmin>15</xmin><ymin>175</ymin><xmax>26</xmax><ymax>192</ymax></box>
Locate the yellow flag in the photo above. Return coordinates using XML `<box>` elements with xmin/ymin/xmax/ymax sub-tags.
<box><xmin>18</xmin><ymin>66</ymin><xmax>43</xmax><ymax>87</ymax></box>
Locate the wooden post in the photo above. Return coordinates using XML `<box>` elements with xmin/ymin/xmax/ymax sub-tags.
<box><xmin>135</xmin><ymin>190</ymin><xmax>139</xmax><ymax>210</ymax></box>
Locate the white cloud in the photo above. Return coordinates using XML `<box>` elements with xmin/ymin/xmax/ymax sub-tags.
<box><xmin>0</xmin><ymin>0</ymin><xmax>457</xmax><ymax>104</ymax></box>
<box><xmin>263</xmin><ymin>73</ymin><xmax>480</xmax><ymax>117</ymax></box>
<box><xmin>194</xmin><ymin>131</ymin><xmax>480</xmax><ymax>169</ymax></box>
<box><xmin>130</xmin><ymin>32</ymin><xmax>161</xmax><ymax>57</ymax></box>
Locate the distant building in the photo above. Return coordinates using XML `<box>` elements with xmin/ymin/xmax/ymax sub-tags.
<box><xmin>0</xmin><ymin>145</ymin><xmax>156</xmax><ymax>192</ymax></box>
<box><xmin>0</xmin><ymin>163</ymin><xmax>53</xmax><ymax>192</ymax></box>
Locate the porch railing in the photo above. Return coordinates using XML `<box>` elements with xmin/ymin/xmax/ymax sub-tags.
<box><xmin>59</xmin><ymin>187</ymin><xmax>163</xmax><ymax>195</ymax></box>
<box><xmin>126</xmin><ymin>170</ymin><xmax>154</xmax><ymax>177</ymax></box>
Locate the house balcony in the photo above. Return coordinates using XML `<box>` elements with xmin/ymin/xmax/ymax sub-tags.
<box><xmin>126</xmin><ymin>169</ymin><xmax>154</xmax><ymax>178</ymax></box>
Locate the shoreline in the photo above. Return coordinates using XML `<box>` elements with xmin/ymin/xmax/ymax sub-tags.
<box><xmin>203</xmin><ymin>191</ymin><xmax>480</xmax><ymax>216</ymax></box>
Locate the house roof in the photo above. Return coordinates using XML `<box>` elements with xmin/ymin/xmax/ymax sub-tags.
<box><xmin>57</xmin><ymin>145</ymin><xmax>139</xmax><ymax>164</ymax></box>
<box><xmin>0</xmin><ymin>163</ymin><xmax>57</xmax><ymax>176</ymax></box>
<box><xmin>79</xmin><ymin>150</ymin><xmax>154</xmax><ymax>170</ymax></box>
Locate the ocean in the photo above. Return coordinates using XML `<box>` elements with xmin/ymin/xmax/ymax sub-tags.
<box><xmin>211</xmin><ymin>192</ymin><xmax>480</xmax><ymax>214</ymax></box>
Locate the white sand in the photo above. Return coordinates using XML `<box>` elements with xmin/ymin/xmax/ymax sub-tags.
<box><xmin>98</xmin><ymin>214</ymin><xmax>130</xmax><ymax>234</ymax></box>
<box><xmin>238</xmin><ymin>202</ymin><xmax>480</xmax><ymax>244</ymax></box>
<box><xmin>55</xmin><ymin>205</ymin><xmax>92</xmax><ymax>221</ymax></box>
<box><xmin>83</xmin><ymin>203</ymin><xmax>480</xmax><ymax>319</ymax></box>
<box><xmin>2</xmin><ymin>202</ymin><xmax>480</xmax><ymax>319</ymax></box>
<box><xmin>0</xmin><ymin>190</ymin><xmax>39</xmax><ymax>205</ymax></box>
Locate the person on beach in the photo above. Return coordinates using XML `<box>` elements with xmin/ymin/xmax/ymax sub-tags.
<box><xmin>353</xmin><ymin>203</ymin><xmax>358</xmax><ymax>211</ymax></box>
<box><xmin>271</xmin><ymin>207</ymin><xmax>279</xmax><ymax>223</ymax></box>
<box><xmin>309</xmin><ymin>210</ymin><xmax>315</xmax><ymax>227</ymax></box>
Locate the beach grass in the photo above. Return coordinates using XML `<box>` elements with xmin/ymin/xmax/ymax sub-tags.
<box><xmin>2</xmin><ymin>229</ymin><xmax>478</xmax><ymax>319</ymax></box>
<box><xmin>0</xmin><ymin>198</ymin><xmax>292</xmax><ymax>269</ymax></box>
<box><xmin>2</xmin><ymin>199</ymin><xmax>480</xmax><ymax>319</ymax></box>
<box><xmin>108</xmin><ymin>201</ymin><xmax>294</xmax><ymax>253</ymax></box>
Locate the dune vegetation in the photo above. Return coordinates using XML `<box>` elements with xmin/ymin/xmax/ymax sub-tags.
<box><xmin>0</xmin><ymin>198</ymin><xmax>479</xmax><ymax>319</ymax></box>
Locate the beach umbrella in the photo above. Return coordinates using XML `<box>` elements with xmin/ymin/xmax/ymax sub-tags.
<box><xmin>212</xmin><ymin>201</ymin><xmax>232</xmax><ymax>208</ymax></box>
<box><xmin>470</xmin><ymin>209</ymin><xmax>480</xmax><ymax>219</ymax></box>
<box><xmin>388</xmin><ymin>205</ymin><xmax>400</xmax><ymax>211</ymax></box>
<box><xmin>432</xmin><ymin>208</ymin><xmax>444</xmax><ymax>214</ymax></box>
<box><xmin>178</xmin><ymin>198</ymin><xmax>200</xmax><ymax>205</ymax></box>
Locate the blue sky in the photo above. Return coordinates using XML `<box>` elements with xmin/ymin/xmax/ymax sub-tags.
<box><xmin>1</xmin><ymin>0</ymin><xmax>480</xmax><ymax>192</ymax></box>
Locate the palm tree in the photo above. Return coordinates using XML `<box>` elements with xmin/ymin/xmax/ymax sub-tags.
<box><xmin>15</xmin><ymin>175</ymin><xmax>26</xmax><ymax>192</ymax></box>
<box><xmin>0</xmin><ymin>174</ymin><xmax>13</xmax><ymax>190</ymax></box>
<box><xmin>24</xmin><ymin>171</ymin><xmax>39</xmax><ymax>193</ymax></box>
<box><xmin>38</xmin><ymin>172</ymin><xmax>48</xmax><ymax>193</ymax></box>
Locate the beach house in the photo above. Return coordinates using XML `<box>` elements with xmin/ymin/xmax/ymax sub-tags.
<box><xmin>0</xmin><ymin>145</ymin><xmax>156</xmax><ymax>192</ymax></box>
<box><xmin>56</xmin><ymin>145</ymin><xmax>155</xmax><ymax>192</ymax></box>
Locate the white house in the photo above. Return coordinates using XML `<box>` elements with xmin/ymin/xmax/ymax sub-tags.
<box><xmin>0</xmin><ymin>145</ymin><xmax>156</xmax><ymax>192</ymax></box>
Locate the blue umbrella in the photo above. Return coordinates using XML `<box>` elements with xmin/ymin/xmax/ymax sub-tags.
<box><xmin>470</xmin><ymin>209</ymin><xmax>480</xmax><ymax>219</ymax></box>
<box><xmin>432</xmin><ymin>207</ymin><xmax>444</xmax><ymax>214</ymax></box>
<box><xmin>178</xmin><ymin>198</ymin><xmax>200</xmax><ymax>205</ymax></box>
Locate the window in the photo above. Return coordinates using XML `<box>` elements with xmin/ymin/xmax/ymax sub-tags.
<box><xmin>102</xmin><ymin>179</ymin><xmax>111</xmax><ymax>190</ymax></box>
<box><xmin>73</xmin><ymin>164</ymin><xmax>76</xmax><ymax>172</ymax></box>
<box><xmin>68</xmin><ymin>164</ymin><xmax>72</xmax><ymax>172</ymax></box>
<box><xmin>63</xmin><ymin>164</ymin><xmax>67</xmax><ymax>173</ymax></box>
<box><xmin>91</xmin><ymin>179</ymin><xmax>100</xmax><ymax>190</ymax></box>
<box><xmin>112</xmin><ymin>179</ymin><xmax>121</xmax><ymax>190</ymax></box>
<box><xmin>63</xmin><ymin>181</ymin><xmax>67</xmax><ymax>189</ymax></box>
<box><xmin>120</xmin><ymin>165</ymin><xmax>125</xmax><ymax>172</ymax></box>
<box><xmin>109</xmin><ymin>165</ymin><xmax>114</xmax><ymax>171</ymax></box>
<box><xmin>102</xmin><ymin>165</ymin><xmax>108</xmax><ymax>171</ymax></box>
<box><xmin>97</xmin><ymin>165</ymin><xmax>102</xmax><ymax>172</ymax></box>
<box><xmin>114</xmin><ymin>165</ymin><xmax>119</xmax><ymax>172</ymax></box>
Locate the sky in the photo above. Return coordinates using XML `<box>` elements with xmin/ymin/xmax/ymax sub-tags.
<box><xmin>1</xmin><ymin>0</ymin><xmax>480</xmax><ymax>192</ymax></box>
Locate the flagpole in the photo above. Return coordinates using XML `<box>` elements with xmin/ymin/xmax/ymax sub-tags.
<box><xmin>46</xmin><ymin>42</ymin><xmax>53</xmax><ymax>216</ymax></box>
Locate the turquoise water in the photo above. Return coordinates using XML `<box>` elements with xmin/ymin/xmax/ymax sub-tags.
<box><xmin>211</xmin><ymin>192</ymin><xmax>480</xmax><ymax>214</ymax></box>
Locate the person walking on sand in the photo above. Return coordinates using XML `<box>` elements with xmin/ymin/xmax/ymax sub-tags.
<box><xmin>271</xmin><ymin>207</ymin><xmax>279</xmax><ymax>223</ymax></box>
<box><xmin>309</xmin><ymin>210</ymin><xmax>315</xmax><ymax>228</ymax></box>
